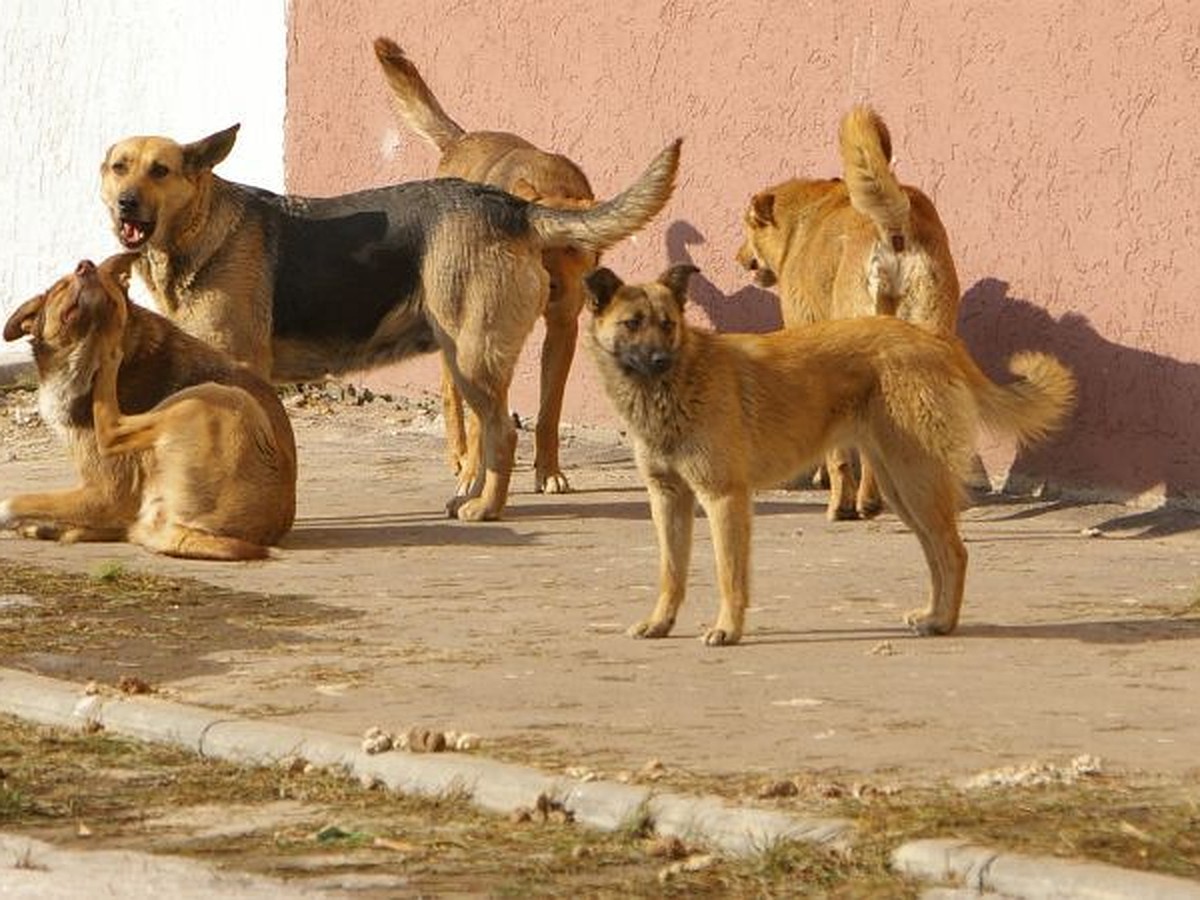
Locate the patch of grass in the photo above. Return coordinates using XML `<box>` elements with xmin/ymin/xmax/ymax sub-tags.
<box><xmin>91</xmin><ymin>561</ymin><xmax>126</xmax><ymax>583</ymax></box>
<box><xmin>0</xmin><ymin>561</ymin><xmax>356</xmax><ymax>685</ymax></box>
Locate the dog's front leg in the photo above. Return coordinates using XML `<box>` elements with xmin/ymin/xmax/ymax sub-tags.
<box><xmin>696</xmin><ymin>487</ymin><xmax>753</xmax><ymax>646</ymax></box>
<box><xmin>628</xmin><ymin>466</ymin><xmax>695</xmax><ymax>639</ymax></box>
<box><xmin>0</xmin><ymin>486</ymin><xmax>127</xmax><ymax>542</ymax></box>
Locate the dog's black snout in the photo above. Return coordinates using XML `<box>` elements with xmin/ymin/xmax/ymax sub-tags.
<box><xmin>75</xmin><ymin>260</ymin><xmax>96</xmax><ymax>277</ymax></box>
<box><xmin>117</xmin><ymin>192</ymin><xmax>139</xmax><ymax>215</ymax></box>
<box><xmin>648</xmin><ymin>351</ymin><xmax>672</xmax><ymax>374</ymax></box>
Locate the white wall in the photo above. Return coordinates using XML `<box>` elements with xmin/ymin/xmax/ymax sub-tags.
<box><xmin>0</xmin><ymin>0</ymin><xmax>287</xmax><ymax>362</ymax></box>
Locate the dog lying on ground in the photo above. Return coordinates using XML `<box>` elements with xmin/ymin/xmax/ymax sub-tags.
<box><xmin>99</xmin><ymin>123</ymin><xmax>678</xmax><ymax>521</ymax></box>
<box><xmin>0</xmin><ymin>253</ymin><xmax>296</xmax><ymax>559</ymax></box>
<box><xmin>736</xmin><ymin>106</ymin><xmax>961</xmax><ymax>520</ymax></box>
<box><xmin>374</xmin><ymin>36</ymin><xmax>598</xmax><ymax>495</ymax></box>
<box><xmin>586</xmin><ymin>264</ymin><xmax>1074</xmax><ymax>645</ymax></box>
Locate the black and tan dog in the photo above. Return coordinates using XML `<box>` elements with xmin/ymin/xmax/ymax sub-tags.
<box><xmin>586</xmin><ymin>264</ymin><xmax>1074</xmax><ymax>645</ymax></box>
<box><xmin>374</xmin><ymin>36</ymin><xmax>598</xmax><ymax>495</ymax></box>
<box><xmin>736</xmin><ymin>106</ymin><xmax>962</xmax><ymax>520</ymax></box>
<box><xmin>1</xmin><ymin>253</ymin><xmax>296</xmax><ymax>559</ymax></box>
<box><xmin>99</xmin><ymin>123</ymin><xmax>679</xmax><ymax>521</ymax></box>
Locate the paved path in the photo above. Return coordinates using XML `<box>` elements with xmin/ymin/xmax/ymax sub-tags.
<box><xmin>2</xmin><ymin>400</ymin><xmax>1199</xmax><ymax>786</ymax></box>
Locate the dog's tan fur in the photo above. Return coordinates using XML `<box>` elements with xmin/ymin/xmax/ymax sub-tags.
<box><xmin>736</xmin><ymin>106</ymin><xmax>961</xmax><ymax>520</ymax></box>
<box><xmin>98</xmin><ymin>119</ymin><xmax>678</xmax><ymax>522</ymax></box>
<box><xmin>586</xmin><ymin>265</ymin><xmax>1074</xmax><ymax>645</ymax></box>
<box><xmin>1</xmin><ymin>254</ymin><xmax>296</xmax><ymax>559</ymax></box>
<box><xmin>374</xmin><ymin>36</ymin><xmax>598</xmax><ymax>494</ymax></box>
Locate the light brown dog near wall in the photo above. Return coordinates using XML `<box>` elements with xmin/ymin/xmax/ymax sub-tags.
<box><xmin>374</xmin><ymin>36</ymin><xmax>599</xmax><ymax>495</ymax></box>
<box><xmin>737</xmin><ymin>106</ymin><xmax>962</xmax><ymax>520</ymax></box>
<box><xmin>586</xmin><ymin>264</ymin><xmax>1074</xmax><ymax>645</ymax></box>
<box><xmin>1</xmin><ymin>254</ymin><xmax>296</xmax><ymax>559</ymax></box>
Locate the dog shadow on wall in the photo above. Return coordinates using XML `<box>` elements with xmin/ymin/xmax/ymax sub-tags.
<box><xmin>665</xmin><ymin>221</ymin><xmax>783</xmax><ymax>332</ymax></box>
<box><xmin>958</xmin><ymin>278</ymin><xmax>1200</xmax><ymax>536</ymax></box>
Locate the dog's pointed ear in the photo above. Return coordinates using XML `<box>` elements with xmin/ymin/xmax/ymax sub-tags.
<box><xmin>657</xmin><ymin>264</ymin><xmax>699</xmax><ymax>306</ymax></box>
<box><xmin>509</xmin><ymin>178</ymin><xmax>541</xmax><ymax>202</ymax></box>
<box><xmin>100</xmin><ymin>252</ymin><xmax>138</xmax><ymax>290</ymax></box>
<box><xmin>749</xmin><ymin>191</ymin><xmax>776</xmax><ymax>227</ymax></box>
<box><xmin>3</xmin><ymin>293</ymin><xmax>46</xmax><ymax>342</ymax></box>
<box><xmin>182</xmin><ymin>124</ymin><xmax>240</xmax><ymax>174</ymax></box>
<box><xmin>585</xmin><ymin>268</ymin><xmax>624</xmax><ymax>315</ymax></box>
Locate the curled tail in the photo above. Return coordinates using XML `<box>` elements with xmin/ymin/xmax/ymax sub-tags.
<box><xmin>373</xmin><ymin>36</ymin><xmax>465</xmax><ymax>153</ymax></box>
<box><xmin>526</xmin><ymin>139</ymin><xmax>681</xmax><ymax>253</ymax></box>
<box><xmin>839</xmin><ymin>105</ymin><xmax>911</xmax><ymax>252</ymax></box>
<box><xmin>972</xmin><ymin>352</ymin><xmax>1077</xmax><ymax>447</ymax></box>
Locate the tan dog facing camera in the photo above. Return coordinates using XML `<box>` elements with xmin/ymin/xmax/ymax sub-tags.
<box><xmin>1</xmin><ymin>253</ymin><xmax>296</xmax><ymax>559</ymax></box>
<box><xmin>586</xmin><ymin>264</ymin><xmax>1074</xmax><ymax>645</ymax></box>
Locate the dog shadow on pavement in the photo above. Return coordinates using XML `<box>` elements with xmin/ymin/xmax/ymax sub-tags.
<box><xmin>283</xmin><ymin>514</ymin><xmax>538</xmax><ymax>550</ymax></box>
<box><xmin>958</xmin><ymin>278</ymin><xmax>1200</xmax><ymax>536</ymax></box>
<box><xmin>748</xmin><ymin>615</ymin><xmax>1200</xmax><ymax>646</ymax></box>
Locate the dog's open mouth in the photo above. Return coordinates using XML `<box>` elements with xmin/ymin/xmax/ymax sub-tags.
<box><xmin>117</xmin><ymin>218</ymin><xmax>155</xmax><ymax>250</ymax></box>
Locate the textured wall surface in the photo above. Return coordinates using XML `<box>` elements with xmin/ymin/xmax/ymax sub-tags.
<box><xmin>0</xmin><ymin>0</ymin><xmax>287</xmax><ymax>360</ymax></box>
<box><xmin>287</xmin><ymin>1</ymin><xmax>1200</xmax><ymax>502</ymax></box>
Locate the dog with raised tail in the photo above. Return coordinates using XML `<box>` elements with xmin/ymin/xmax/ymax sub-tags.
<box><xmin>737</xmin><ymin>106</ymin><xmax>962</xmax><ymax>521</ymax></box>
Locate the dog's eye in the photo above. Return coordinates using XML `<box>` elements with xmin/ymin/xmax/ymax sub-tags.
<box><xmin>621</xmin><ymin>314</ymin><xmax>644</xmax><ymax>333</ymax></box>
<box><xmin>149</xmin><ymin>162</ymin><xmax>170</xmax><ymax>179</ymax></box>
<box><xmin>659</xmin><ymin>318</ymin><xmax>675</xmax><ymax>336</ymax></box>
<box><xmin>110</xmin><ymin>161</ymin><xmax>128</xmax><ymax>176</ymax></box>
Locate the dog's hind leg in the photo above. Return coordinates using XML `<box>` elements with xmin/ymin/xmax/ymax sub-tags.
<box><xmin>856</xmin><ymin>457</ymin><xmax>884</xmax><ymax>519</ymax></box>
<box><xmin>866</xmin><ymin>448</ymin><xmax>966</xmax><ymax>635</ymax></box>
<box><xmin>824</xmin><ymin>447</ymin><xmax>861</xmax><ymax>520</ymax></box>
<box><xmin>628</xmin><ymin>465</ymin><xmax>696</xmax><ymax>640</ymax></box>
<box><xmin>439</xmin><ymin>355</ymin><xmax>471</xmax><ymax>483</ymax></box>
<box><xmin>131</xmin><ymin>519</ymin><xmax>269</xmax><ymax>561</ymax></box>
<box><xmin>533</xmin><ymin>269</ymin><xmax>587</xmax><ymax>494</ymax></box>
<box><xmin>445</xmin><ymin>368</ymin><xmax>517</xmax><ymax>522</ymax></box>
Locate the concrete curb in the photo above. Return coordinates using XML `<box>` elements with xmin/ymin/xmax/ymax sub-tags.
<box><xmin>0</xmin><ymin>667</ymin><xmax>850</xmax><ymax>857</ymax></box>
<box><xmin>893</xmin><ymin>838</ymin><xmax>1200</xmax><ymax>899</ymax></box>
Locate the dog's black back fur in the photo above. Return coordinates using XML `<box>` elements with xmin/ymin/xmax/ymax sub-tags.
<box><xmin>246</xmin><ymin>178</ymin><xmax>530</xmax><ymax>344</ymax></box>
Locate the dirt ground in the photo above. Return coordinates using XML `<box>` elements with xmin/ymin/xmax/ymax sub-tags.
<box><xmin>2</xmin><ymin>380</ymin><xmax>1200</xmax><ymax>791</ymax></box>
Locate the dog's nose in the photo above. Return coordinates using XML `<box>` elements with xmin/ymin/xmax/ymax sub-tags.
<box><xmin>75</xmin><ymin>260</ymin><xmax>96</xmax><ymax>276</ymax></box>
<box><xmin>117</xmin><ymin>192</ymin><xmax>139</xmax><ymax>215</ymax></box>
<box><xmin>648</xmin><ymin>351</ymin><xmax>672</xmax><ymax>374</ymax></box>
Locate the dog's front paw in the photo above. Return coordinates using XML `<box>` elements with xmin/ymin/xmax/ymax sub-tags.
<box><xmin>627</xmin><ymin>617</ymin><xmax>674</xmax><ymax>639</ymax></box>
<box><xmin>536</xmin><ymin>469</ymin><xmax>571</xmax><ymax>495</ymax></box>
<box><xmin>701</xmin><ymin>626</ymin><xmax>742</xmax><ymax>647</ymax></box>
<box><xmin>451</xmin><ymin>497</ymin><xmax>501</xmax><ymax>522</ymax></box>
<box><xmin>904</xmin><ymin>608</ymin><xmax>956</xmax><ymax>636</ymax></box>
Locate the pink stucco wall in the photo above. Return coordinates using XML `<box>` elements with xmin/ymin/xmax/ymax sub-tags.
<box><xmin>286</xmin><ymin>1</ymin><xmax>1200</xmax><ymax>504</ymax></box>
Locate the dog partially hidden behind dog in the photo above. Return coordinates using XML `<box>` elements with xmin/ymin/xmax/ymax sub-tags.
<box><xmin>586</xmin><ymin>264</ymin><xmax>1074</xmax><ymax>645</ymax></box>
<box><xmin>374</xmin><ymin>36</ymin><xmax>599</xmax><ymax>496</ymax></box>
<box><xmin>98</xmin><ymin>120</ymin><xmax>678</xmax><ymax>521</ymax></box>
<box><xmin>1</xmin><ymin>253</ymin><xmax>296</xmax><ymax>560</ymax></box>
<box><xmin>737</xmin><ymin>106</ymin><xmax>961</xmax><ymax>520</ymax></box>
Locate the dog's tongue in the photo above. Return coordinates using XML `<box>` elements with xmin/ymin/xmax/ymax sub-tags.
<box><xmin>120</xmin><ymin>221</ymin><xmax>146</xmax><ymax>245</ymax></box>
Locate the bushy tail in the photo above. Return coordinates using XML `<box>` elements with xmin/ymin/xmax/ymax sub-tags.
<box><xmin>527</xmin><ymin>140</ymin><xmax>681</xmax><ymax>252</ymax></box>
<box><xmin>374</xmin><ymin>36</ymin><xmax>465</xmax><ymax>153</ymax></box>
<box><xmin>972</xmin><ymin>352</ymin><xmax>1077</xmax><ymax>447</ymax></box>
<box><xmin>839</xmin><ymin>105</ymin><xmax>911</xmax><ymax>251</ymax></box>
